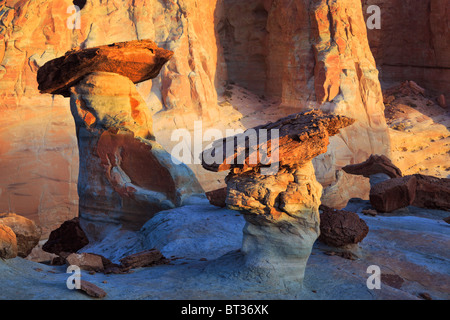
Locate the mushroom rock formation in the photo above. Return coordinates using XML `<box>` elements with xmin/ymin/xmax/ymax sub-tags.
<box><xmin>37</xmin><ymin>40</ymin><xmax>203</xmax><ymax>240</ymax></box>
<box><xmin>201</xmin><ymin>110</ymin><xmax>355</xmax><ymax>285</ymax></box>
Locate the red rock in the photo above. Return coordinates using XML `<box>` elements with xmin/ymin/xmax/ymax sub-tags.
<box><xmin>37</xmin><ymin>40</ymin><xmax>174</xmax><ymax>97</ymax></box>
<box><xmin>78</xmin><ymin>280</ymin><xmax>107</xmax><ymax>299</ymax></box>
<box><xmin>0</xmin><ymin>224</ymin><xmax>18</xmax><ymax>259</ymax></box>
<box><xmin>413</xmin><ymin>175</ymin><xmax>450</xmax><ymax>211</ymax></box>
<box><xmin>0</xmin><ymin>213</ymin><xmax>41</xmax><ymax>258</ymax></box>
<box><xmin>370</xmin><ymin>174</ymin><xmax>450</xmax><ymax>213</ymax></box>
<box><xmin>370</xmin><ymin>175</ymin><xmax>417</xmax><ymax>213</ymax></box>
<box><xmin>319</xmin><ymin>206</ymin><xmax>369</xmax><ymax>247</ymax></box>
<box><xmin>201</xmin><ymin>109</ymin><xmax>355</xmax><ymax>172</ymax></box>
<box><xmin>342</xmin><ymin>154</ymin><xmax>402</xmax><ymax>179</ymax></box>
<box><xmin>119</xmin><ymin>249</ymin><xmax>167</xmax><ymax>270</ymax></box>
<box><xmin>65</xmin><ymin>253</ymin><xmax>104</xmax><ymax>272</ymax></box>
<box><xmin>42</xmin><ymin>218</ymin><xmax>89</xmax><ymax>255</ymax></box>
<box><xmin>381</xmin><ymin>274</ymin><xmax>404</xmax><ymax>290</ymax></box>
<box><xmin>437</xmin><ymin>94</ymin><xmax>446</xmax><ymax>109</ymax></box>
<box><xmin>205</xmin><ymin>187</ymin><xmax>227</xmax><ymax>208</ymax></box>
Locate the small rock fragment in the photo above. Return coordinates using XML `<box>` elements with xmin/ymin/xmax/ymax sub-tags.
<box><xmin>79</xmin><ymin>280</ymin><xmax>107</xmax><ymax>299</ymax></box>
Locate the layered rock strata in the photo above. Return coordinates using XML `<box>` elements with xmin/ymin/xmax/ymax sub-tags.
<box><xmin>202</xmin><ymin>110</ymin><xmax>355</xmax><ymax>285</ymax></box>
<box><xmin>37</xmin><ymin>41</ymin><xmax>203</xmax><ymax>240</ymax></box>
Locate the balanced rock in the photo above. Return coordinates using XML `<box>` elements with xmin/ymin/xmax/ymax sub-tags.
<box><xmin>342</xmin><ymin>155</ymin><xmax>402</xmax><ymax>179</ymax></box>
<box><xmin>0</xmin><ymin>224</ymin><xmax>18</xmax><ymax>259</ymax></box>
<box><xmin>37</xmin><ymin>41</ymin><xmax>203</xmax><ymax>240</ymax></box>
<box><xmin>319</xmin><ymin>206</ymin><xmax>369</xmax><ymax>248</ymax></box>
<box><xmin>37</xmin><ymin>40</ymin><xmax>174</xmax><ymax>97</ymax></box>
<box><xmin>42</xmin><ymin>218</ymin><xmax>89</xmax><ymax>255</ymax></box>
<box><xmin>202</xmin><ymin>109</ymin><xmax>355</xmax><ymax>285</ymax></box>
<box><xmin>0</xmin><ymin>213</ymin><xmax>41</xmax><ymax>258</ymax></box>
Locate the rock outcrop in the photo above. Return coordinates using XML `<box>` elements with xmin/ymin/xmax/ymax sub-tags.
<box><xmin>205</xmin><ymin>187</ymin><xmax>227</xmax><ymax>208</ymax></box>
<box><xmin>202</xmin><ymin>109</ymin><xmax>355</xmax><ymax>285</ymax></box>
<box><xmin>37</xmin><ymin>41</ymin><xmax>204</xmax><ymax>240</ymax></box>
<box><xmin>370</xmin><ymin>174</ymin><xmax>450</xmax><ymax>212</ymax></box>
<box><xmin>0</xmin><ymin>213</ymin><xmax>41</xmax><ymax>257</ymax></box>
<box><xmin>0</xmin><ymin>224</ymin><xmax>18</xmax><ymax>259</ymax></box>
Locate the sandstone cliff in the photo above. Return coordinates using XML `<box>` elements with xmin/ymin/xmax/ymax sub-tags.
<box><xmin>2</xmin><ymin>0</ymin><xmax>445</xmax><ymax>235</ymax></box>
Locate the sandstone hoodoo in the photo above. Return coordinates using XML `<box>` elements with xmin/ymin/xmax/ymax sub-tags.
<box><xmin>37</xmin><ymin>40</ymin><xmax>203</xmax><ymax>240</ymax></box>
<box><xmin>201</xmin><ymin>109</ymin><xmax>355</xmax><ymax>285</ymax></box>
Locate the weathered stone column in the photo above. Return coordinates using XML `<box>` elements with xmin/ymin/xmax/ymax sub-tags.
<box><xmin>202</xmin><ymin>110</ymin><xmax>355</xmax><ymax>286</ymax></box>
<box><xmin>37</xmin><ymin>40</ymin><xmax>203</xmax><ymax>240</ymax></box>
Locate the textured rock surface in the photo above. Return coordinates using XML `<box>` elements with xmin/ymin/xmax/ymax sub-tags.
<box><xmin>119</xmin><ymin>249</ymin><xmax>166</xmax><ymax>271</ymax></box>
<box><xmin>0</xmin><ymin>0</ymin><xmax>393</xmax><ymax>235</ymax></box>
<box><xmin>65</xmin><ymin>252</ymin><xmax>104</xmax><ymax>272</ymax></box>
<box><xmin>37</xmin><ymin>40</ymin><xmax>174</xmax><ymax>97</ymax></box>
<box><xmin>370</xmin><ymin>174</ymin><xmax>450</xmax><ymax>213</ymax></box>
<box><xmin>67</xmin><ymin>72</ymin><xmax>203</xmax><ymax>239</ymax></box>
<box><xmin>205</xmin><ymin>187</ymin><xmax>227</xmax><ymax>208</ymax></box>
<box><xmin>0</xmin><ymin>213</ymin><xmax>41</xmax><ymax>257</ymax></box>
<box><xmin>0</xmin><ymin>199</ymin><xmax>449</xmax><ymax>300</ymax></box>
<box><xmin>0</xmin><ymin>224</ymin><xmax>17</xmax><ymax>259</ymax></box>
<box><xmin>202</xmin><ymin>109</ymin><xmax>355</xmax><ymax>172</ymax></box>
<box><xmin>382</xmin><ymin>83</ymin><xmax>450</xmax><ymax>179</ymax></box>
<box><xmin>319</xmin><ymin>206</ymin><xmax>369</xmax><ymax>247</ymax></box>
<box><xmin>217</xmin><ymin>0</ymin><xmax>391</xmax><ymax>208</ymax></box>
<box><xmin>362</xmin><ymin>0</ymin><xmax>450</xmax><ymax>105</ymax></box>
<box><xmin>42</xmin><ymin>217</ymin><xmax>89</xmax><ymax>255</ymax></box>
<box><xmin>79</xmin><ymin>280</ymin><xmax>107</xmax><ymax>299</ymax></box>
<box><xmin>202</xmin><ymin>110</ymin><xmax>354</xmax><ymax>285</ymax></box>
<box><xmin>343</xmin><ymin>154</ymin><xmax>402</xmax><ymax>179</ymax></box>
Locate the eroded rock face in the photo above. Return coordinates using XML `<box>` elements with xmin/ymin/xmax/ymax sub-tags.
<box><xmin>0</xmin><ymin>224</ymin><xmax>18</xmax><ymax>259</ymax></box>
<box><xmin>362</xmin><ymin>0</ymin><xmax>450</xmax><ymax>105</ymax></box>
<box><xmin>218</xmin><ymin>0</ymin><xmax>391</xmax><ymax>208</ymax></box>
<box><xmin>202</xmin><ymin>110</ymin><xmax>354</xmax><ymax>285</ymax></box>
<box><xmin>69</xmin><ymin>72</ymin><xmax>203</xmax><ymax>239</ymax></box>
<box><xmin>0</xmin><ymin>213</ymin><xmax>41</xmax><ymax>258</ymax></box>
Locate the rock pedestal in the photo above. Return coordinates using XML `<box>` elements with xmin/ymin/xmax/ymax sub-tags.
<box><xmin>38</xmin><ymin>40</ymin><xmax>203</xmax><ymax>240</ymax></box>
<box><xmin>202</xmin><ymin>110</ymin><xmax>355</xmax><ymax>285</ymax></box>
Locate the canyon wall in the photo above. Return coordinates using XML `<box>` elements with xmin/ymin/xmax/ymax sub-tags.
<box><xmin>362</xmin><ymin>0</ymin><xmax>449</xmax><ymax>104</ymax></box>
<box><xmin>2</xmin><ymin>0</ymin><xmax>443</xmax><ymax>236</ymax></box>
